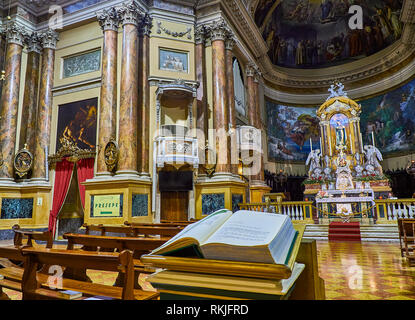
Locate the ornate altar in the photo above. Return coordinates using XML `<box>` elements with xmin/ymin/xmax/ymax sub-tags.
<box><xmin>304</xmin><ymin>83</ymin><xmax>391</xmax><ymax>221</ymax></box>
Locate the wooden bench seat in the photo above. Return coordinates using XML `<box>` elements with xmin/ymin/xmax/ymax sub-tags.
<box><xmin>20</xmin><ymin>247</ymin><xmax>159</xmax><ymax>300</ymax></box>
<box><xmin>82</xmin><ymin>223</ymin><xmax>183</xmax><ymax>238</ymax></box>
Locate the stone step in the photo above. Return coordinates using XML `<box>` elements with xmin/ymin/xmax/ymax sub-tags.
<box><xmin>303</xmin><ymin>224</ymin><xmax>400</xmax><ymax>242</ymax></box>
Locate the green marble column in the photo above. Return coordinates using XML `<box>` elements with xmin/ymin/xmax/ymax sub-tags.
<box><xmin>19</xmin><ymin>33</ymin><xmax>42</xmax><ymax>153</ymax></box>
<box><xmin>116</xmin><ymin>2</ymin><xmax>142</xmax><ymax>175</ymax></box>
<box><xmin>32</xmin><ymin>29</ymin><xmax>59</xmax><ymax>181</ymax></box>
<box><xmin>0</xmin><ymin>24</ymin><xmax>26</xmax><ymax>181</ymax></box>
<box><xmin>96</xmin><ymin>8</ymin><xmax>120</xmax><ymax>176</ymax></box>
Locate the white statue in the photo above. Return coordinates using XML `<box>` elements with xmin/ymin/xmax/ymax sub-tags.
<box><xmin>363</xmin><ymin>145</ymin><xmax>383</xmax><ymax>175</ymax></box>
<box><xmin>354</xmin><ymin>153</ymin><xmax>364</xmax><ymax>177</ymax></box>
<box><xmin>306</xmin><ymin>149</ymin><xmax>321</xmax><ymax>177</ymax></box>
<box><xmin>323</xmin><ymin>155</ymin><xmax>332</xmax><ymax>180</ymax></box>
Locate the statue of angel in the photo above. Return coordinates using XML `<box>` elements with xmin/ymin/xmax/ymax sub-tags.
<box><xmin>363</xmin><ymin>145</ymin><xmax>383</xmax><ymax>175</ymax></box>
<box><xmin>306</xmin><ymin>149</ymin><xmax>321</xmax><ymax>177</ymax></box>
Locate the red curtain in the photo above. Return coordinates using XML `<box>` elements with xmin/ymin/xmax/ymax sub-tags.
<box><xmin>49</xmin><ymin>158</ymin><xmax>74</xmax><ymax>236</ymax></box>
<box><xmin>76</xmin><ymin>158</ymin><xmax>95</xmax><ymax>208</ymax></box>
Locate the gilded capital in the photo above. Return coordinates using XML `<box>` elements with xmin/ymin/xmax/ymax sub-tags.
<box><xmin>41</xmin><ymin>29</ymin><xmax>59</xmax><ymax>49</ymax></box>
<box><xmin>5</xmin><ymin>23</ymin><xmax>27</xmax><ymax>46</ymax></box>
<box><xmin>117</xmin><ymin>1</ymin><xmax>144</xmax><ymax>27</ymax></box>
<box><xmin>25</xmin><ymin>32</ymin><xmax>43</xmax><ymax>54</ymax></box>
<box><xmin>246</xmin><ymin>62</ymin><xmax>257</xmax><ymax>77</ymax></box>
<box><xmin>97</xmin><ymin>7</ymin><xmax>120</xmax><ymax>32</ymax></box>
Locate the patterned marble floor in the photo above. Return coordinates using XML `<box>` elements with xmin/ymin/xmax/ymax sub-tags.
<box><xmin>2</xmin><ymin>240</ymin><xmax>415</xmax><ymax>300</ymax></box>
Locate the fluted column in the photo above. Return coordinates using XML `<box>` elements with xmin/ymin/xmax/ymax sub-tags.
<box><xmin>195</xmin><ymin>24</ymin><xmax>209</xmax><ymax>173</ymax></box>
<box><xmin>116</xmin><ymin>1</ymin><xmax>141</xmax><ymax>175</ymax></box>
<box><xmin>225</xmin><ymin>34</ymin><xmax>238</xmax><ymax>175</ymax></box>
<box><xmin>96</xmin><ymin>8</ymin><xmax>120</xmax><ymax>176</ymax></box>
<box><xmin>32</xmin><ymin>29</ymin><xmax>59</xmax><ymax>181</ymax></box>
<box><xmin>138</xmin><ymin>14</ymin><xmax>152</xmax><ymax>177</ymax></box>
<box><xmin>19</xmin><ymin>33</ymin><xmax>42</xmax><ymax>152</ymax></box>
<box><xmin>210</xmin><ymin>19</ymin><xmax>230</xmax><ymax>174</ymax></box>
<box><xmin>0</xmin><ymin>24</ymin><xmax>26</xmax><ymax>181</ymax></box>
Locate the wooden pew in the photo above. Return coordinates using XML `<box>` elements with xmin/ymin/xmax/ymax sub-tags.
<box><xmin>62</xmin><ymin>233</ymin><xmax>170</xmax><ymax>288</ymax></box>
<box><xmin>0</xmin><ymin>225</ymin><xmax>54</xmax><ymax>299</ymax></box>
<box><xmin>18</xmin><ymin>247</ymin><xmax>159</xmax><ymax>300</ymax></box>
<box><xmin>402</xmin><ymin>220</ymin><xmax>415</xmax><ymax>265</ymax></box>
<box><xmin>398</xmin><ymin>218</ymin><xmax>415</xmax><ymax>257</ymax></box>
<box><xmin>12</xmin><ymin>225</ymin><xmax>53</xmax><ymax>249</ymax></box>
<box><xmin>82</xmin><ymin>223</ymin><xmax>183</xmax><ymax>238</ymax></box>
<box><xmin>125</xmin><ymin>220</ymin><xmax>194</xmax><ymax>228</ymax></box>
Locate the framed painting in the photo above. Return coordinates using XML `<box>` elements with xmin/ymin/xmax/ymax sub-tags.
<box><xmin>56</xmin><ymin>97</ymin><xmax>98</xmax><ymax>151</ymax></box>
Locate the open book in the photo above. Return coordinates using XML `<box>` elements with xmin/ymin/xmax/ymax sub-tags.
<box><xmin>150</xmin><ymin>209</ymin><xmax>298</xmax><ymax>265</ymax></box>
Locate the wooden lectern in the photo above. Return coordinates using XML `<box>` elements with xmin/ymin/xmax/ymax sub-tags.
<box><xmin>141</xmin><ymin>225</ymin><xmax>325</xmax><ymax>300</ymax></box>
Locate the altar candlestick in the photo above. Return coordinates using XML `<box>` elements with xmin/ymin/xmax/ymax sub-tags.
<box><xmin>360</xmin><ymin>133</ymin><xmax>364</xmax><ymax>152</ymax></box>
<box><xmin>350</xmin><ymin>133</ymin><xmax>353</xmax><ymax>153</ymax></box>
<box><xmin>371</xmin><ymin>131</ymin><xmax>375</xmax><ymax>146</ymax></box>
<box><xmin>310</xmin><ymin>137</ymin><xmax>313</xmax><ymax>152</ymax></box>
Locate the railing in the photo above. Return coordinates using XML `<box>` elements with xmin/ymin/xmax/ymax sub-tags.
<box><xmin>375</xmin><ymin>199</ymin><xmax>415</xmax><ymax>223</ymax></box>
<box><xmin>238</xmin><ymin>201</ymin><xmax>314</xmax><ymax>223</ymax></box>
<box><xmin>155</xmin><ymin>135</ymin><xmax>199</xmax><ymax>168</ymax></box>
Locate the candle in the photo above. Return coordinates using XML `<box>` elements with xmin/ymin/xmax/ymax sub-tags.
<box><xmin>310</xmin><ymin>137</ymin><xmax>313</xmax><ymax>152</ymax></box>
<box><xmin>371</xmin><ymin>131</ymin><xmax>375</xmax><ymax>146</ymax></box>
<box><xmin>360</xmin><ymin>132</ymin><xmax>364</xmax><ymax>152</ymax></box>
<box><xmin>350</xmin><ymin>133</ymin><xmax>353</xmax><ymax>153</ymax></box>
<box><xmin>320</xmin><ymin>137</ymin><xmax>322</xmax><ymax>153</ymax></box>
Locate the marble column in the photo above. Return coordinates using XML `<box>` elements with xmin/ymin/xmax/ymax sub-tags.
<box><xmin>210</xmin><ymin>19</ymin><xmax>230</xmax><ymax>174</ymax></box>
<box><xmin>0</xmin><ymin>24</ymin><xmax>26</xmax><ymax>181</ymax></box>
<box><xmin>253</xmin><ymin>71</ymin><xmax>264</xmax><ymax>182</ymax></box>
<box><xmin>195</xmin><ymin>24</ymin><xmax>209</xmax><ymax>172</ymax></box>
<box><xmin>19</xmin><ymin>33</ymin><xmax>42</xmax><ymax>152</ymax></box>
<box><xmin>32</xmin><ymin>29</ymin><xmax>59</xmax><ymax>181</ymax></box>
<box><xmin>138</xmin><ymin>14</ymin><xmax>152</xmax><ymax>177</ymax></box>
<box><xmin>225</xmin><ymin>34</ymin><xmax>238</xmax><ymax>175</ymax></box>
<box><xmin>0</xmin><ymin>31</ymin><xmax>7</xmax><ymax>100</ymax></box>
<box><xmin>96</xmin><ymin>8</ymin><xmax>120</xmax><ymax>176</ymax></box>
<box><xmin>246</xmin><ymin>64</ymin><xmax>256</xmax><ymax>128</ymax></box>
<box><xmin>116</xmin><ymin>2</ymin><xmax>142</xmax><ymax>175</ymax></box>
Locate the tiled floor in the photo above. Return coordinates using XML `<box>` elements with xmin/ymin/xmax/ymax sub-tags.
<box><xmin>2</xmin><ymin>240</ymin><xmax>415</xmax><ymax>300</ymax></box>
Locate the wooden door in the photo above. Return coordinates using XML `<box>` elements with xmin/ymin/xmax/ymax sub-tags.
<box><xmin>160</xmin><ymin>191</ymin><xmax>189</xmax><ymax>221</ymax></box>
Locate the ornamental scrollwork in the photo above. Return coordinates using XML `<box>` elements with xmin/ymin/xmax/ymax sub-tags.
<box><xmin>14</xmin><ymin>144</ymin><xmax>33</xmax><ymax>178</ymax></box>
<box><xmin>156</xmin><ymin>21</ymin><xmax>192</xmax><ymax>40</ymax></box>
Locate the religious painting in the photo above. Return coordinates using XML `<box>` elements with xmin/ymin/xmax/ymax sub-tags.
<box><xmin>266</xmin><ymin>100</ymin><xmax>320</xmax><ymax>161</ymax></box>
<box><xmin>159</xmin><ymin>48</ymin><xmax>188</xmax><ymax>73</ymax></box>
<box><xmin>56</xmin><ymin>97</ymin><xmax>97</xmax><ymax>151</ymax></box>
<box><xmin>255</xmin><ymin>0</ymin><xmax>404</xmax><ymax>69</ymax></box>
<box><xmin>359</xmin><ymin>78</ymin><xmax>415</xmax><ymax>156</ymax></box>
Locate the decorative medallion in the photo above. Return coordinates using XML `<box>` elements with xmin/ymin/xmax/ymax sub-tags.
<box><xmin>14</xmin><ymin>144</ymin><xmax>33</xmax><ymax>178</ymax></box>
<box><xmin>104</xmin><ymin>139</ymin><xmax>119</xmax><ymax>172</ymax></box>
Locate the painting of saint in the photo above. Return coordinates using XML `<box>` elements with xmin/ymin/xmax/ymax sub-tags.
<box><xmin>267</xmin><ymin>101</ymin><xmax>320</xmax><ymax>161</ymax></box>
<box><xmin>359</xmin><ymin>78</ymin><xmax>415</xmax><ymax>156</ymax></box>
<box><xmin>56</xmin><ymin>97</ymin><xmax>98</xmax><ymax>151</ymax></box>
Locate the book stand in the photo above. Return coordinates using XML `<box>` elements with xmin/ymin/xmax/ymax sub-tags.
<box><xmin>141</xmin><ymin>225</ymin><xmax>306</xmax><ymax>300</ymax></box>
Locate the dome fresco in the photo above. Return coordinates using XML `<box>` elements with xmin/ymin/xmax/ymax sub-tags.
<box><xmin>254</xmin><ymin>0</ymin><xmax>404</xmax><ymax>69</ymax></box>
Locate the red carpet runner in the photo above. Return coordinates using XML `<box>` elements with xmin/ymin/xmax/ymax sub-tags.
<box><xmin>328</xmin><ymin>222</ymin><xmax>361</xmax><ymax>241</ymax></box>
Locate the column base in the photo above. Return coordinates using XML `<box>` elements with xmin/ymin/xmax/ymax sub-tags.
<box><xmin>0</xmin><ymin>183</ymin><xmax>52</xmax><ymax>231</ymax></box>
<box><xmin>249</xmin><ymin>182</ymin><xmax>272</xmax><ymax>203</ymax></box>
<box><xmin>194</xmin><ymin>177</ymin><xmax>248</xmax><ymax>219</ymax></box>
<box><xmin>83</xmin><ymin>177</ymin><xmax>153</xmax><ymax>226</ymax></box>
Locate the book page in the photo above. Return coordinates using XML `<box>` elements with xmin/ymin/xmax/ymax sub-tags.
<box><xmin>201</xmin><ymin>210</ymin><xmax>289</xmax><ymax>247</ymax></box>
<box><xmin>151</xmin><ymin>209</ymin><xmax>232</xmax><ymax>254</ymax></box>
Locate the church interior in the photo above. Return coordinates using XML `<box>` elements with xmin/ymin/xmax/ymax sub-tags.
<box><xmin>0</xmin><ymin>0</ymin><xmax>414</xmax><ymax>301</ymax></box>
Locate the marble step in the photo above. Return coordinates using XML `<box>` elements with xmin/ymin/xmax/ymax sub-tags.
<box><xmin>303</xmin><ymin>224</ymin><xmax>399</xmax><ymax>242</ymax></box>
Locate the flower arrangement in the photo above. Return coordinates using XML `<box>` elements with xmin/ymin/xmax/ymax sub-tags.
<box><xmin>302</xmin><ymin>176</ymin><xmax>325</xmax><ymax>185</ymax></box>
<box><xmin>355</xmin><ymin>174</ymin><xmax>390</xmax><ymax>182</ymax></box>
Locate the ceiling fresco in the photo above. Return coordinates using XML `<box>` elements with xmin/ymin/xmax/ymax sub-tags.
<box><xmin>254</xmin><ymin>0</ymin><xmax>404</xmax><ymax>69</ymax></box>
